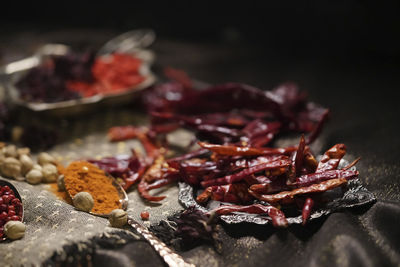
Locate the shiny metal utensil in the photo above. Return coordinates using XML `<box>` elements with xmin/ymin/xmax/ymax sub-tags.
<box><xmin>0</xmin><ymin>28</ymin><xmax>155</xmax><ymax>76</ymax></box>
<box><xmin>0</xmin><ymin>44</ymin><xmax>70</xmax><ymax>75</ymax></box>
<box><xmin>0</xmin><ymin>178</ymin><xmax>24</xmax><ymax>241</ymax></box>
<box><xmin>96</xmin><ymin>28</ymin><xmax>156</xmax><ymax>56</ymax></box>
<box><xmin>65</xmin><ymin>176</ymin><xmax>194</xmax><ymax>267</ymax></box>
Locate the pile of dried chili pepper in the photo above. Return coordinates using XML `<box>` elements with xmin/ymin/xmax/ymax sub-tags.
<box><xmin>100</xmin><ymin>69</ymin><xmax>360</xmax><ymax>228</ymax></box>
<box><xmin>112</xmin><ymin>67</ymin><xmax>330</xmax><ymax>146</ymax></box>
<box><xmin>192</xmin><ymin>137</ymin><xmax>359</xmax><ymax>227</ymax></box>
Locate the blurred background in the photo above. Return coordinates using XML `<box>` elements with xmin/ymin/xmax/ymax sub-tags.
<box><xmin>1</xmin><ymin>1</ymin><xmax>399</xmax><ymax>61</ymax></box>
<box><xmin>0</xmin><ymin>1</ymin><xmax>398</xmax><ymax>119</ymax></box>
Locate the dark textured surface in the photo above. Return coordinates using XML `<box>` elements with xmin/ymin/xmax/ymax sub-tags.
<box><xmin>1</xmin><ymin>30</ymin><xmax>399</xmax><ymax>266</ymax></box>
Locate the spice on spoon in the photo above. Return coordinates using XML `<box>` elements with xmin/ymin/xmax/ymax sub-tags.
<box><xmin>62</xmin><ymin>161</ymin><xmax>121</xmax><ymax>214</ymax></box>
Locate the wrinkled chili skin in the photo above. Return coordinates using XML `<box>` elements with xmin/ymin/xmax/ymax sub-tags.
<box><xmin>167</xmin><ymin>148</ymin><xmax>210</xmax><ymax>163</ymax></box>
<box><xmin>316</xmin><ymin>144</ymin><xmax>347</xmax><ymax>173</ymax></box>
<box><xmin>196</xmin><ymin>183</ymin><xmax>253</xmax><ymax>204</ymax></box>
<box><xmin>295</xmin><ymin>169</ymin><xmax>358</xmax><ymax>187</ymax></box>
<box><xmin>200</xmin><ymin>159</ymin><xmax>291</xmax><ymax>188</ymax></box>
<box><xmin>249</xmin><ymin>178</ymin><xmax>348</xmax><ymax>204</ymax></box>
<box><xmin>108</xmin><ymin>126</ymin><xmax>138</xmax><ymax>142</ymax></box>
<box><xmin>303</xmin><ymin>148</ymin><xmax>318</xmax><ymax>173</ymax></box>
<box><xmin>108</xmin><ymin>127</ymin><xmax>161</xmax><ymax>161</ymax></box>
<box><xmin>249</xmin><ymin>177</ymin><xmax>288</xmax><ymax>194</ymax></box>
<box><xmin>294</xmin><ymin>135</ymin><xmax>306</xmax><ymax>177</ymax></box>
<box><xmin>198</xmin><ymin>142</ymin><xmax>297</xmax><ymax>157</ymax></box>
<box><xmin>302</xmin><ymin>197</ymin><xmax>314</xmax><ymax>225</ymax></box>
<box><xmin>88</xmin><ymin>151</ymin><xmax>145</xmax><ymax>190</ymax></box>
<box><xmin>138</xmin><ymin>178</ymin><xmax>166</xmax><ymax>202</ymax></box>
<box><xmin>146</xmin><ymin>82</ymin><xmax>283</xmax><ymax>116</ymax></box>
<box><xmin>342</xmin><ymin>157</ymin><xmax>361</xmax><ymax>171</ymax></box>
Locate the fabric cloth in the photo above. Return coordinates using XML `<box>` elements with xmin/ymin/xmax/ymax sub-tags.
<box><xmin>0</xmin><ymin>122</ymin><xmax>184</xmax><ymax>266</ymax></box>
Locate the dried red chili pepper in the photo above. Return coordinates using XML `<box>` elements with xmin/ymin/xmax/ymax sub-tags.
<box><xmin>137</xmin><ymin>154</ymin><xmax>176</xmax><ymax>202</ymax></box>
<box><xmin>302</xmin><ymin>197</ymin><xmax>314</xmax><ymax>225</ymax></box>
<box><xmin>198</xmin><ymin>142</ymin><xmax>297</xmax><ymax>157</ymax></box>
<box><xmin>197</xmin><ymin>183</ymin><xmax>253</xmax><ymax>204</ymax></box>
<box><xmin>342</xmin><ymin>157</ymin><xmax>361</xmax><ymax>171</ymax></box>
<box><xmin>108</xmin><ymin>126</ymin><xmax>138</xmax><ymax>142</ymax></box>
<box><xmin>244</xmin><ymin>175</ymin><xmax>271</xmax><ymax>185</ymax></box>
<box><xmin>303</xmin><ymin>148</ymin><xmax>318</xmax><ymax>173</ymax></box>
<box><xmin>138</xmin><ymin>178</ymin><xmax>166</xmax><ymax>202</ymax></box>
<box><xmin>316</xmin><ymin>144</ymin><xmax>347</xmax><ymax>173</ymax></box>
<box><xmin>294</xmin><ymin>134</ymin><xmax>306</xmax><ymax>177</ymax></box>
<box><xmin>200</xmin><ymin>158</ymin><xmax>291</xmax><ymax>188</ymax></box>
<box><xmin>241</xmin><ymin>120</ymin><xmax>282</xmax><ymax>147</ymax></box>
<box><xmin>295</xmin><ymin>169</ymin><xmax>359</xmax><ymax>187</ymax></box>
<box><xmin>249</xmin><ymin>178</ymin><xmax>348</xmax><ymax>204</ymax></box>
<box><xmin>163</xmin><ymin>67</ymin><xmax>193</xmax><ymax>89</ymax></box>
<box><xmin>108</xmin><ymin>126</ymin><xmax>161</xmax><ymax>162</ymax></box>
<box><xmin>167</xmin><ymin>148</ymin><xmax>209</xmax><ymax>163</ymax></box>
<box><xmin>143</xmin><ymin>156</ymin><xmax>166</xmax><ymax>183</ymax></box>
<box><xmin>249</xmin><ymin>178</ymin><xmax>288</xmax><ymax>194</ymax></box>
<box><xmin>144</xmin><ymin>176</ymin><xmax>178</xmax><ymax>191</ymax></box>
<box><xmin>88</xmin><ymin>150</ymin><xmax>146</xmax><ymax>190</ymax></box>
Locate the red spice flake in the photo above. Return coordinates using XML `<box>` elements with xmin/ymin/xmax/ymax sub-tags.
<box><xmin>66</xmin><ymin>81</ymin><xmax>103</xmax><ymax>97</ymax></box>
<box><xmin>66</xmin><ymin>53</ymin><xmax>145</xmax><ymax>97</ymax></box>
<box><xmin>0</xmin><ymin>185</ymin><xmax>23</xmax><ymax>238</ymax></box>
<box><xmin>140</xmin><ymin>211</ymin><xmax>150</xmax><ymax>220</ymax></box>
<box><xmin>92</xmin><ymin>53</ymin><xmax>145</xmax><ymax>94</ymax></box>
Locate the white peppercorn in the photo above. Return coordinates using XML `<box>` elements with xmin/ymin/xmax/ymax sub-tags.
<box><xmin>32</xmin><ymin>164</ymin><xmax>42</xmax><ymax>171</ymax></box>
<box><xmin>4</xmin><ymin>221</ymin><xmax>26</xmax><ymax>240</ymax></box>
<box><xmin>38</xmin><ymin>152</ymin><xmax>56</xmax><ymax>166</ymax></box>
<box><xmin>42</xmin><ymin>163</ymin><xmax>58</xmax><ymax>183</ymax></box>
<box><xmin>19</xmin><ymin>154</ymin><xmax>34</xmax><ymax>175</ymax></box>
<box><xmin>26</xmin><ymin>169</ymin><xmax>43</xmax><ymax>185</ymax></box>
<box><xmin>17</xmin><ymin>147</ymin><xmax>30</xmax><ymax>156</ymax></box>
<box><xmin>108</xmin><ymin>209</ymin><xmax>128</xmax><ymax>228</ymax></box>
<box><xmin>4</xmin><ymin>145</ymin><xmax>18</xmax><ymax>158</ymax></box>
<box><xmin>0</xmin><ymin>157</ymin><xmax>21</xmax><ymax>178</ymax></box>
<box><xmin>72</xmin><ymin>192</ymin><xmax>94</xmax><ymax>212</ymax></box>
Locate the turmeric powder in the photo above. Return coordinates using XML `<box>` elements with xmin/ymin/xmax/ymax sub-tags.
<box><xmin>62</xmin><ymin>161</ymin><xmax>121</xmax><ymax>214</ymax></box>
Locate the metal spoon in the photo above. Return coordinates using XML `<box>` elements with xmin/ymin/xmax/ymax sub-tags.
<box><xmin>96</xmin><ymin>28</ymin><xmax>156</xmax><ymax>57</ymax></box>
<box><xmin>0</xmin><ymin>179</ymin><xmax>24</xmax><ymax>241</ymax></box>
<box><xmin>0</xmin><ymin>28</ymin><xmax>155</xmax><ymax>76</ymax></box>
<box><xmin>65</xmin><ymin>176</ymin><xmax>194</xmax><ymax>267</ymax></box>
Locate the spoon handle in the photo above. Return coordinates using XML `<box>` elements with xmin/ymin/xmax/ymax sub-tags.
<box><xmin>127</xmin><ymin>217</ymin><xmax>195</xmax><ymax>267</ymax></box>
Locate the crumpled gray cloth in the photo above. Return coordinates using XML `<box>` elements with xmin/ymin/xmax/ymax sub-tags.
<box><xmin>0</xmin><ymin>132</ymin><xmax>184</xmax><ymax>267</ymax></box>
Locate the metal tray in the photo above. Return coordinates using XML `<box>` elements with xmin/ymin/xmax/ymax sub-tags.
<box><xmin>3</xmin><ymin>45</ymin><xmax>156</xmax><ymax>117</ymax></box>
